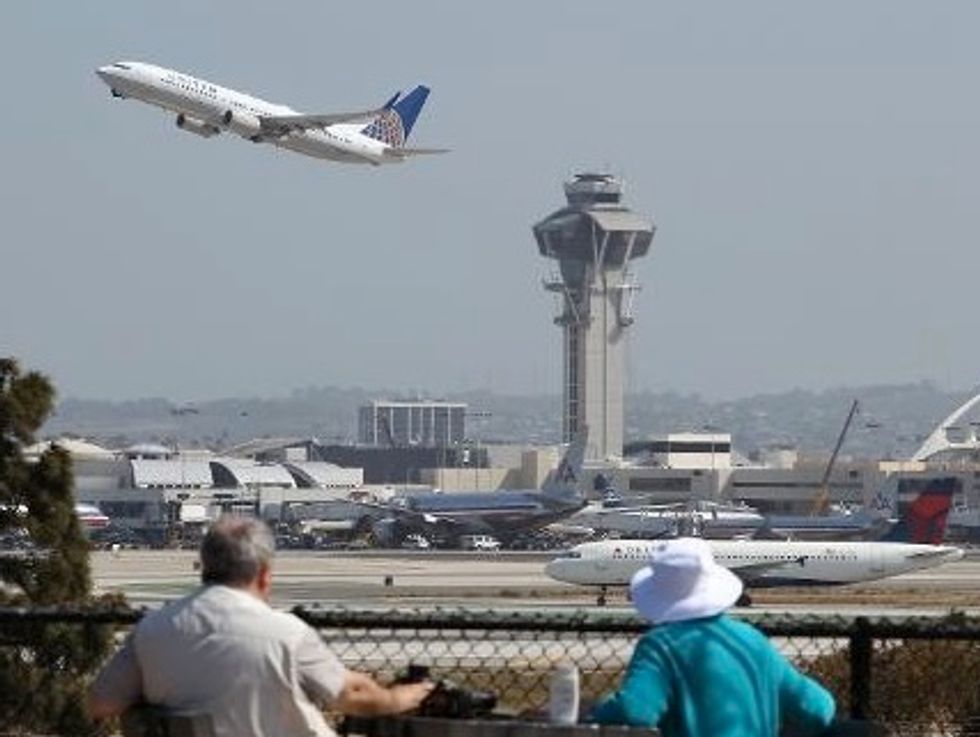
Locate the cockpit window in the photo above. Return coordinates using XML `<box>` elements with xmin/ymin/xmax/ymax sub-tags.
<box><xmin>112</xmin><ymin>63</ymin><xmax>132</xmax><ymax>70</ymax></box>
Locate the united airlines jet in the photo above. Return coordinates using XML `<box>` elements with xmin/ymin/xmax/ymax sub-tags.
<box><xmin>96</xmin><ymin>61</ymin><xmax>446</xmax><ymax>165</ymax></box>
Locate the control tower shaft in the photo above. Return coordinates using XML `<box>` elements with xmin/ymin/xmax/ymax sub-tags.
<box><xmin>533</xmin><ymin>174</ymin><xmax>655</xmax><ymax>461</ymax></box>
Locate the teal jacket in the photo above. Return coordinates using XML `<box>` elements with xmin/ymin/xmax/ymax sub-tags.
<box><xmin>591</xmin><ymin>614</ymin><xmax>836</xmax><ymax>737</ymax></box>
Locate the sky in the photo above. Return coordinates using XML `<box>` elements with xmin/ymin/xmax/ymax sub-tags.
<box><xmin>2</xmin><ymin>2</ymin><xmax>979</xmax><ymax>402</ymax></box>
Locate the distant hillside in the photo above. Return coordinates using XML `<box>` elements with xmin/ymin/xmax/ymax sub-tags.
<box><xmin>44</xmin><ymin>382</ymin><xmax>978</xmax><ymax>460</ymax></box>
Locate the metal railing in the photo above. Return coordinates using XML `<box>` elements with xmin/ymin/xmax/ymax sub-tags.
<box><xmin>0</xmin><ymin>607</ymin><xmax>978</xmax><ymax>736</ymax></box>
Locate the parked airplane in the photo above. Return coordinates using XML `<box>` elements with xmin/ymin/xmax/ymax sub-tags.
<box><xmin>2</xmin><ymin>503</ymin><xmax>108</xmax><ymax>534</ymax></box>
<box><xmin>370</xmin><ymin>431</ymin><xmax>589</xmax><ymax>545</ymax></box>
<box><xmin>75</xmin><ymin>503</ymin><xmax>110</xmax><ymax>532</ymax></box>
<box><xmin>573</xmin><ymin>475</ymin><xmax>959</xmax><ymax>543</ymax></box>
<box><xmin>95</xmin><ymin>61</ymin><xmax>446</xmax><ymax>165</ymax></box>
<box><xmin>747</xmin><ymin>475</ymin><xmax>959</xmax><ymax>543</ymax></box>
<box><xmin>569</xmin><ymin>495</ymin><xmax>764</xmax><ymax>538</ymax></box>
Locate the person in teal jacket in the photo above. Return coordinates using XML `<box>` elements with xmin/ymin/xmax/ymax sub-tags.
<box><xmin>591</xmin><ymin>537</ymin><xmax>836</xmax><ymax>737</ymax></box>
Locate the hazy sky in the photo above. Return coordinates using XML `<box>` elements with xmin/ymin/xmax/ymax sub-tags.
<box><xmin>3</xmin><ymin>2</ymin><xmax>979</xmax><ymax>402</ymax></box>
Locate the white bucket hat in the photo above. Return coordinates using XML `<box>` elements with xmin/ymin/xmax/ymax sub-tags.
<box><xmin>629</xmin><ymin>537</ymin><xmax>743</xmax><ymax>624</ymax></box>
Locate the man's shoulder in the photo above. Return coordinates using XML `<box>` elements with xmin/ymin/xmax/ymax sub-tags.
<box><xmin>137</xmin><ymin>587</ymin><xmax>313</xmax><ymax>643</ymax></box>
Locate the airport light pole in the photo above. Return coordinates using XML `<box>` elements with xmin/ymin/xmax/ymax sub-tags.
<box><xmin>466</xmin><ymin>411</ymin><xmax>492</xmax><ymax>490</ymax></box>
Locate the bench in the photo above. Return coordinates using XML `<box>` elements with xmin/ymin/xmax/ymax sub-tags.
<box><xmin>120</xmin><ymin>705</ymin><xmax>215</xmax><ymax>737</ymax></box>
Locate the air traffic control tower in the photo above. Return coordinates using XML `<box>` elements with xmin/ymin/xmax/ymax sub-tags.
<box><xmin>533</xmin><ymin>174</ymin><xmax>655</xmax><ymax>461</ymax></box>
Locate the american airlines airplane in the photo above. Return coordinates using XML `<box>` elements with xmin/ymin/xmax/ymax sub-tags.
<box><xmin>369</xmin><ymin>431</ymin><xmax>589</xmax><ymax>546</ymax></box>
<box><xmin>95</xmin><ymin>61</ymin><xmax>446</xmax><ymax>165</ymax></box>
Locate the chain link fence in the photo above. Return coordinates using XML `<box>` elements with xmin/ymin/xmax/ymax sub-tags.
<box><xmin>1</xmin><ymin>607</ymin><xmax>978</xmax><ymax>736</ymax></box>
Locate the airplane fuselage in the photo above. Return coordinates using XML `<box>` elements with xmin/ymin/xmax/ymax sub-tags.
<box><xmin>96</xmin><ymin>61</ymin><xmax>391</xmax><ymax>164</ymax></box>
<box><xmin>392</xmin><ymin>489</ymin><xmax>584</xmax><ymax>539</ymax></box>
<box><xmin>545</xmin><ymin>539</ymin><xmax>964</xmax><ymax>587</ymax></box>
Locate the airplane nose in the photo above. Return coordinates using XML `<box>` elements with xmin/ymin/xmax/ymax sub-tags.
<box><xmin>95</xmin><ymin>67</ymin><xmax>112</xmax><ymax>83</ymax></box>
<box><xmin>544</xmin><ymin>560</ymin><xmax>564</xmax><ymax>581</ymax></box>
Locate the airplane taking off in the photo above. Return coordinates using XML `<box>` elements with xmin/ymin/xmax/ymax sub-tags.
<box><xmin>95</xmin><ymin>61</ymin><xmax>446</xmax><ymax>165</ymax></box>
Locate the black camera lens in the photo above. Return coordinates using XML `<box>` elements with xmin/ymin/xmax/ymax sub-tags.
<box><xmin>404</xmin><ymin>664</ymin><xmax>430</xmax><ymax>683</ymax></box>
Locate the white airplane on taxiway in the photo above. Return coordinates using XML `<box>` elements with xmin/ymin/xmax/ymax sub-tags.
<box><xmin>545</xmin><ymin>538</ymin><xmax>964</xmax><ymax>590</ymax></box>
<box><xmin>96</xmin><ymin>61</ymin><xmax>446</xmax><ymax>165</ymax></box>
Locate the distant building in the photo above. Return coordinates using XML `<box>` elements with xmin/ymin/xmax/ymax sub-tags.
<box><xmin>624</xmin><ymin>432</ymin><xmax>732</xmax><ymax>470</ymax></box>
<box><xmin>358</xmin><ymin>400</ymin><xmax>467</xmax><ymax>447</ymax></box>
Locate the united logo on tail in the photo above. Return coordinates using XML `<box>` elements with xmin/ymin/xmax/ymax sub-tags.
<box><xmin>361</xmin><ymin>86</ymin><xmax>431</xmax><ymax>148</ymax></box>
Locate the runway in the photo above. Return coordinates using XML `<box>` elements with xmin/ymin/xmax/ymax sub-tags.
<box><xmin>90</xmin><ymin>549</ymin><xmax>980</xmax><ymax>614</ymax></box>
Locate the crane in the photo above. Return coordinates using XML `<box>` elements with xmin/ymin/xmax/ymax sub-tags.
<box><xmin>810</xmin><ymin>399</ymin><xmax>860</xmax><ymax>516</ymax></box>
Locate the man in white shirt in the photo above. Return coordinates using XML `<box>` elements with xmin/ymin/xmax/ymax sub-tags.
<box><xmin>89</xmin><ymin>515</ymin><xmax>432</xmax><ymax>737</ymax></box>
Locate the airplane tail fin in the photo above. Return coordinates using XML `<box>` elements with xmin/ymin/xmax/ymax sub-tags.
<box><xmin>361</xmin><ymin>85</ymin><xmax>431</xmax><ymax>147</ymax></box>
<box><xmin>542</xmin><ymin>427</ymin><xmax>589</xmax><ymax>500</ymax></box>
<box><xmin>880</xmin><ymin>476</ymin><xmax>959</xmax><ymax>544</ymax></box>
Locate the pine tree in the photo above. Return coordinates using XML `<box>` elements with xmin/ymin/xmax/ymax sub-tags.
<box><xmin>0</xmin><ymin>357</ymin><xmax>115</xmax><ymax>735</ymax></box>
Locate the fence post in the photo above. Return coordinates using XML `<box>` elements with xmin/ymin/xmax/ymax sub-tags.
<box><xmin>849</xmin><ymin>616</ymin><xmax>872</xmax><ymax>720</ymax></box>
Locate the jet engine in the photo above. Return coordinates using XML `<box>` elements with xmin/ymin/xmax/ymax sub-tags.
<box><xmin>175</xmin><ymin>113</ymin><xmax>220</xmax><ymax>138</ymax></box>
<box><xmin>369</xmin><ymin>517</ymin><xmax>409</xmax><ymax>548</ymax></box>
<box><xmin>221</xmin><ymin>109</ymin><xmax>262</xmax><ymax>139</ymax></box>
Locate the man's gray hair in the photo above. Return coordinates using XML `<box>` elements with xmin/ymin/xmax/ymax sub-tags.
<box><xmin>200</xmin><ymin>515</ymin><xmax>276</xmax><ymax>586</ymax></box>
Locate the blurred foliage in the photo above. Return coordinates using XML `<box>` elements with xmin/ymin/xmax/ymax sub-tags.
<box><xmin>807</xmin><ymin>633</ymin><xmax>980</xmax><ymax>735</ymax></box>
<box><xmin>0</xmin><ymin>357</ymin><xmax>119</xmax><ymax>736</ymax></box>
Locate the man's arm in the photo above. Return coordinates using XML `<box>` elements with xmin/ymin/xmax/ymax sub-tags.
<box><xmin>88</xmin><ymin>637</ymin><xmax>143</xmax><ymax>720</ymax></box>
<box><xmin>333</xmin><ymin>672</ymin><xmax>434</xmax><ymax>716</ymax></box>
<box><xmin>296</xmin><ymin>626</ymin><xmax>433</xmax><ymax>716</ymax></box>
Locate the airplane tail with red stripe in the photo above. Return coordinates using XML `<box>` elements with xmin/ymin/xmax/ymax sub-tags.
<box><xmin>881</xmin><ymin>476</ymin><xmax>959</xmax><ymax>544</ymax></box>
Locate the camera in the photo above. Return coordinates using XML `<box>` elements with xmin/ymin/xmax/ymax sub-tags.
<box><xmin>399</xmin><ymin>665</ymin><xmax>498</xmax><ymax>719</ymax></box>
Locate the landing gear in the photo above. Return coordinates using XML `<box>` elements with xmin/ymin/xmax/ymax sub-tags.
<box><xmin>736</xmin><ymin>591</ymin><xmax>753</xmax><ymax>607</ymax></box>
<box><xmin>597</xmin><ymin>586</ymin><xmax>608</xmax><ymax>607</ymax></box>
<box><xmin>248</xmin><ymin>135</ymin><xmax>263</xmax><ymax>143</ymax></box>
<box><xmin>111</xmin><ymin>89</ymin><xmax>124</xmax><ymax>98</ymax></box>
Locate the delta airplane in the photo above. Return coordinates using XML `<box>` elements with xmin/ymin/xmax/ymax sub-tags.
<box><xmin>569</xmin><ymin>475</ymin><xmax>959</xmax><ymax>543</ymax></box>
<box><xmin>95</xmin><ymin>61</ymin><xmax>446</xmax><ymax>165</ymax></box>
<box><xmin>546</xmin><ymin>538</ymin><xmax>964</xmax><ymax>592</ymax></box>
<box><xmin>545</xmin><ymin>485</ymin><xmax>963</xmax><ymax>592</ymax></box>
<box><xmin>742</xmin><ymin>476</ymin><xmax>960</xmax><ymax>543</ymax></box>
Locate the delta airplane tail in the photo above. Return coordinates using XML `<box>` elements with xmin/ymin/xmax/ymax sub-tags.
<box><xmin>362</xmin><ymin>85</ymin><xmax>431</xmax><ymax>148</ymax></box>
<box><xmin>881</xmin><ymin>476</ymin><xmax>959</xmax><ymax>544</ymax></box>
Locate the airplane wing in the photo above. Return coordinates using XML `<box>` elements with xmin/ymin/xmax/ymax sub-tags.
<box><xmin>727</xmin><ymin>556</ymin><xmax>808</xmax><ymax>582</ymax></box>
<box><xmin>382</xmin><ymin>147</ymin><xmax>450</xmax><ymax>159</ymax></box>
<box><xmin>258</xmin><ymin>109</ymin><xmax>384</xmax><ymax>136</ymax></box>
<box><xmin>355</xmin><ymin>499</ymin><xmax>456</xmax><ymax>527</ymax></box>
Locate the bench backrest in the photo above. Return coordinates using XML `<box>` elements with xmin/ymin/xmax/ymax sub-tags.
<box><xmin>120</xmin><ymin>705</ymin><xmax>216</xmax><ymax>737</ymax></box>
